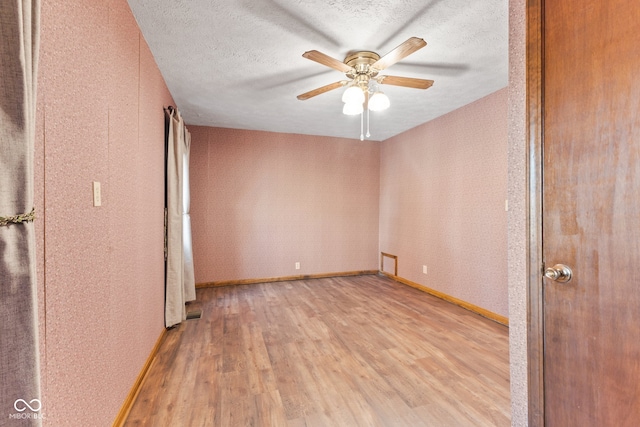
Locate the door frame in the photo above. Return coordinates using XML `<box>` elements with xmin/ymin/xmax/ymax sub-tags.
<box><xmin>526</xmin><ymin>0</ymin><xmax>545</xmax><ymax>425</ymax></box>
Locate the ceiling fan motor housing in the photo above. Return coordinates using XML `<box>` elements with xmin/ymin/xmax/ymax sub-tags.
<box><xmin>345</xmin><ymin>51</ymin><xmax>381</xmax><ymax>80</ymax></box>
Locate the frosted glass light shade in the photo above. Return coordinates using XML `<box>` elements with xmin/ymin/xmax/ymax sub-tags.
<box><xmin>343</xmin><ymin>101</ymin><xmax>364</xmax><ymax>115</ymax></box>
<box><xmin>342</xmin><ymin>86</ymin><xmax>365</xmax><ymax>104</ymax></box>
<box><xmin>368</xmin><ymin>92</ymin><xmax>390</xmax><ymax>111</ymax></box>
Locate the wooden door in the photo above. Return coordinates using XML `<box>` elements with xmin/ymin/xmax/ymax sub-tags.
<box><xmin>542</xmin><ymin>0</ymin><xmax>640</xmax><ymax>425</ymax></box>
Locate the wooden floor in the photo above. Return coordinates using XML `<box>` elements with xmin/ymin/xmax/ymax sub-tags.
<box><xmin>124</xmin><ymin>275</ymin><xmax>510</xmax><ymax>426</ymax></box>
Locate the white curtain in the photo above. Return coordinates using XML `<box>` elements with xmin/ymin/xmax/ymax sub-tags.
<box><xmin>165</xmin><ymin>108</ymin><xmax>195</xmax><ymax>328</ymax></box>
<box><xmin>0</xmin><ymin>1</ymin><xmax>42</xmax><ymax>424</ymax></box>
<box><xmin>182</xmin><ymin>130</ymin><xmax>196</xmax><ymax>302</ymax></box>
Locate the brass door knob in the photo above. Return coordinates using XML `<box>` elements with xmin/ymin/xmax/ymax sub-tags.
<box><xmin>544</xmin><ymin>264</ymin><xmax>573</xmax><ymax>283</ymax></box>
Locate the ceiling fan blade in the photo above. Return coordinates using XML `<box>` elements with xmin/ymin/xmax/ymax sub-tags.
<box><xmin>302</xmin><ymin>50</ymin><xmax>353</xmax><ymax>73</ymax></box>
<box><xmin>297</xmin><ymin>81</ymin><xmax>348</xmax><ymax>100</ymax></box>
<box><xmin>371</xmin><ymin>37</ymin><xmax>427</xmax><ymax>71</ymax></box>
<box><xmin>378</xmin><ymin>75</ymin><xmax>434</xmax><ymax>89</ymax></box>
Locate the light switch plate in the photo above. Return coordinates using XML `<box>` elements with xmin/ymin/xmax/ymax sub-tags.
<box><xmin>93</xmin><ymin>181</ymin><xmax>102</xmax><ymax>207</ymax></box>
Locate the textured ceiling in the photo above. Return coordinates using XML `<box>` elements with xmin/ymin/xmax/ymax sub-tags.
<box><xmin>127</xmin><ymin>0</ymin><xmax>508</xmax><ymax>141</ymax></box>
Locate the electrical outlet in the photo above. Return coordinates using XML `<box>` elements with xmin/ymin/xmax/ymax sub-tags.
<box><xmin>423</xmin><ymin>265</ymin><xmax>428</xmax><ymax>275</ymax></box>
<box><xmin>295</xmin><ymin>262</ymin><xmax>300</xmax><ymax>270</ymax></box>
<box><xmin>93</xmin><ymin>181</ymin><xmax>102</xmax><ymax>207</ymax></box>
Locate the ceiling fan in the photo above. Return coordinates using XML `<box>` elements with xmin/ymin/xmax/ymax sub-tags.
<box><xmin>296</xmin><ymin>37</ymin><xmax>434</xmax><ymax>103</ymax></box>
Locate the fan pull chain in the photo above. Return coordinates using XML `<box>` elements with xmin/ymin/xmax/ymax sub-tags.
<box><xmin>360</xmin><ymin>111</ymin><xmax>364</xmax><ymax>141</ymax></box>
<box><xmin>366</xmin><ymin>108</ymin><xmax>371</xmax><ymax>138</ymax></box>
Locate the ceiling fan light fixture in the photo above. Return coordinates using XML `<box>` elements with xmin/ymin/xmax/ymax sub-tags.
<box><xmin>342</xmin><ymin>86</ymin><xmax>365</xmax><ymax>104</ymax></box>
<box><xmin>297</xmin><ymin>37</ymin><xmax>434</xmax><ymax>138</ymax></box>
<box><xmin>368</xmin><ymin>91</ymin><xmax>390</xmax><ymax>111</ymax></box>
<box><xmin>343</xmin><ymin>101</ymin><xmax>364</xmax><ymax>115</ymax></box>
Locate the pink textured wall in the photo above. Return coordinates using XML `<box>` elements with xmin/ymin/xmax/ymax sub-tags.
<box><xmin>189</xmin><ymin>127</ymin><xmax>380</xmax><ymax>283</ymax></box>
<box><xmin>379</xmin><ymin>88</ymin><xmax>509</xmax><ymax>317</ymax></box>
<box><xmin>34</xmin><ymin>0</ymin><xmax>172</xmax><ymax>425</ymax></box>
<box><xmin>507</xmin><ymin>0</ymin><xmax>528</xmax><ymax>423</ymax></box>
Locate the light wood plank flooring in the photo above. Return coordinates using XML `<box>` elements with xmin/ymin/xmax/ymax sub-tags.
<box><xmin>125</xmin><ymin>275</ymin><xmax>510</xmax><ymax>426</ymax></box>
